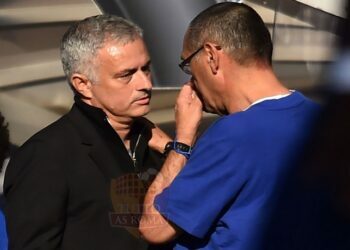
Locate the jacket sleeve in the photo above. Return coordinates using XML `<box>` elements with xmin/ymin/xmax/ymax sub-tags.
<box><xmin>4</xmin><ymin>139</ymin><xmax>68</xmax><ymax>250</ymax></box>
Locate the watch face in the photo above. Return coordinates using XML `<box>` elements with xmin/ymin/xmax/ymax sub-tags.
<box><xmin>175</xmin><ymin>142</ymin><xmax>191</xmax><ymax>153</ymax></box>
<box><xmin>164</xmin><ymin>141</ymin><xmax>192</xmax><ymax>159</ymax></box>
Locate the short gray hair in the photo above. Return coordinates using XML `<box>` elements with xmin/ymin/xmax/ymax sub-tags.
<box><xmin>186</xmin><ymin>3</ymin><xmax>272</xmax><ymax>66</ymax></box>
<box><xmin>60</xmin><ymin>15</ymin><xmax>143</xmax><ymax>91</ymax></box>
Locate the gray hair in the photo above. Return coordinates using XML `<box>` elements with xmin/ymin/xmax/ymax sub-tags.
<box><xmin>186</xmin><ymin>2</ymin><xmax>273</xmax><ymax>66</ymax></box>
<box><xmin>60</xmin><ymin>15</ymin><xmax>143</xmax><ymax>91</ymax></box>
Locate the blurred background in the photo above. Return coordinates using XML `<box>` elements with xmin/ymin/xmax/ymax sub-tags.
<box><xmin>0</xmin><ymin>0</ymin><xmax>347</xmax><ymax>146</ymax></box>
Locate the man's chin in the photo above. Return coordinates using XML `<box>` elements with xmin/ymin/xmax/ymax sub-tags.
<box><xmin>131</xmin><ymin>106</ymin><xmax>151</xmax><ymax>118</ymax></box>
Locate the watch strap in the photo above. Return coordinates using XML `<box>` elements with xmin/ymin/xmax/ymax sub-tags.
<box><xmin>164</xmin><ymin>141</ymin><xmax>192</xmax><ymax>159</ymax></box>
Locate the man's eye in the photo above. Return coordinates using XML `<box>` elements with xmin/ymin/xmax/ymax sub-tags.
<box><xmin>120</xmin><ymin>74</ymin><xmax>131</xmax><ymax>79</ymax></box>
<box><xmin>117</xmin><ymin>73</ymin><xmax>132</xmax><ymax>83</ymax></box>
<box><xmin>142</xmin><ymin>65</ymin><xmax>151</xmax><ymax>75</ymax></box>
<box><xmin>119</xmin><ymin>72</ymin><xmax>133</xmax><ymax>78</ymax></box>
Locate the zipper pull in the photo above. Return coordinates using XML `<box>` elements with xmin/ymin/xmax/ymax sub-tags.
<box><xmin>132</xmin><ymin>155</ymin><xmax>137</xmax><ymax>168</ymax></box>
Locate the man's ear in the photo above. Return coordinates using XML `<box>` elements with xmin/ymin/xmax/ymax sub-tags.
<box><xmin>70</xmin><ymin>73</ymin><xmax>93</xmax><ymax>98</ymax></box>
<box><xmin>203</xmin><ymin>42</ymin><xmax>221</xmax><ymax>75</ymax></box>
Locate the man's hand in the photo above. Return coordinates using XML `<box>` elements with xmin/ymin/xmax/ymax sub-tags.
<box><xmin>175</xmin><ymin>82</ymin><xmax>203</xmax><ymax>145</ymax></box>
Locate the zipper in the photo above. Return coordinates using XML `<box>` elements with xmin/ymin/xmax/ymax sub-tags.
<box><xmin>131</xmin><ymin>133</ymin><xmax>142</xmax><ymax>169</ymax></box>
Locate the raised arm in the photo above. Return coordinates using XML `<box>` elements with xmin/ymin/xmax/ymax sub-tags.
<box><xmin>139</xmin><ymin>83</ymin><xmax>202</xmax><ymax>244</ymax></box>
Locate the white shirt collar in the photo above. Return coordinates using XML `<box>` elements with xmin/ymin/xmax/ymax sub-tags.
<box><xmin>243</xmin><ymin>90</ymin><xmax>294</xmax><ymax>111</ymax></box>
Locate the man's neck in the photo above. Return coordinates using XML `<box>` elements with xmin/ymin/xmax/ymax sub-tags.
<box><xmin>81</xmin><ymin>98</ymin><xmax>134</xmax><ymax>147</ymax></box>
<box><xmin>224</xmin><ymin>66</ymin><xmax>289</xmax><ymax>113</ymax></box>
<box><xmin>105</xmin><ymin>115</ymin><xmax>134</xmax><ymax>148</ymax></box>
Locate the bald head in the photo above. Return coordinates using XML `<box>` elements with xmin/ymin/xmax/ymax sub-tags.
<box><xmin>185</xmin><ymin>2</ymin><xmax>273</xmax><ymax>67</ymax></box>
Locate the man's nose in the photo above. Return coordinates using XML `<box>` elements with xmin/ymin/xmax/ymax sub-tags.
<box><xmin>137</xmin><ymin>71</ymin><xmax>152</xmax><ymax>90</ymax></box>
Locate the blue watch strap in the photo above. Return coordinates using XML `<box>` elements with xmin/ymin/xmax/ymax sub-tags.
<box><xmin>164</xmin><ymin>140</ymin><xmax>192</xmax><ymax>159</ymax></box>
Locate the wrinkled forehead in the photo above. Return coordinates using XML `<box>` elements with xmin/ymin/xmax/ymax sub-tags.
<box><xmin>96</xmin><ymin>38</ymin><xmax>150</xmax><ymax>67</ymax></box>
<box><xmin>95</xmin><ymin>40</ymin><xmax>123</xmax><ymax>59</ymax></box>
<box><xmin>99</xmin><ymin>38</ymin><xmax>142</xmax><ymax>56</ymax></box>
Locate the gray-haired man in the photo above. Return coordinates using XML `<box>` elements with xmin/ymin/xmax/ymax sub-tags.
<box><xmin>4</xmin><ymin>15</ymin><xmax>170</xmax><ymax>250</ymax></box>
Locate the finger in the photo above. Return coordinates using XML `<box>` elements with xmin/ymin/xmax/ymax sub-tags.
<box><xmin>178</xmin><ymin>85</ymin><xmax>192</xmax><ymax>100</ymax></box>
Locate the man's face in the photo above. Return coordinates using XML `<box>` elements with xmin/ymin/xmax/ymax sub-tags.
<box><xmin>89</xmin><ymin>38</ymin><xmax>152</xmax><ymax>120</ymax></box>
<box><xmin>181</xmin><ymin>42</ymin><xmax>216</xmax><ymax>114</ymax></box>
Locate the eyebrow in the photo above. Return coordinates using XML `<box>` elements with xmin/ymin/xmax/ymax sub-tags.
<box><xmin>142</xmin><ymin>60</ymin><xmax>151</xmax><ymax>69</ymax></box>
<box><xmin>114</xmin><ymin>60</ymin><xmax>152</xmax><ymax>77</ymax></box>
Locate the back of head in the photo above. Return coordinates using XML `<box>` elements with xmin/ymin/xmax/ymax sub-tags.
<box><xmin>60</xmin><ymin>15</ymin><xmax>143</xmax><ymax>93</ymax></box>
<box><xmin>186</xmin><ymin>2</ymin><xmax>273</xmax><ymax>66</ymax></box>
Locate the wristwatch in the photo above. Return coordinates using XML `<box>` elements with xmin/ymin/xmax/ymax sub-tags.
<box><xmin>164</xmin><ymin>141</ymin><xmax>192</xmax><ymax>159</ymax></box>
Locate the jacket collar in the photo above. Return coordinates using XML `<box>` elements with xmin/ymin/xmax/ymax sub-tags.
<box><xmin>66</xmin><ymin>97</ymin><xmax>151</xmax><ymax>180</ymax></box>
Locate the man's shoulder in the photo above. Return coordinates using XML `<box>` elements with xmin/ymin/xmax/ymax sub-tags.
<box><xmin>206</xmin><ymin>112</ymin><xmax>249</xmax><ymax>134</ymax></box>
<box><xmin>28</xmin><ymin>113</ymin><xmax>74</xmax><ymax>143</ymax></box>
<box><xmin>199</xmin><ymin>93</ymin><xmax>321</xmax><ymax>143</ymax></box>
<box><xmin>3</xmin><ymin>108</ymin><xmax>85</xmax><ymax>192</ymax></box>
<box><xmin>20</xmin><ymin>106</ymin><xmax>84</xmax><ymax>150</ymax></box>
<box><xmin>197</xmin><ymin>114</ymin><xmax>249</xmax><ymax>145</ymax></box>
<box><xmin>299</xmin><ymin>95</ymin><xmax>322</xmax><ymax>114</ymax></box>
